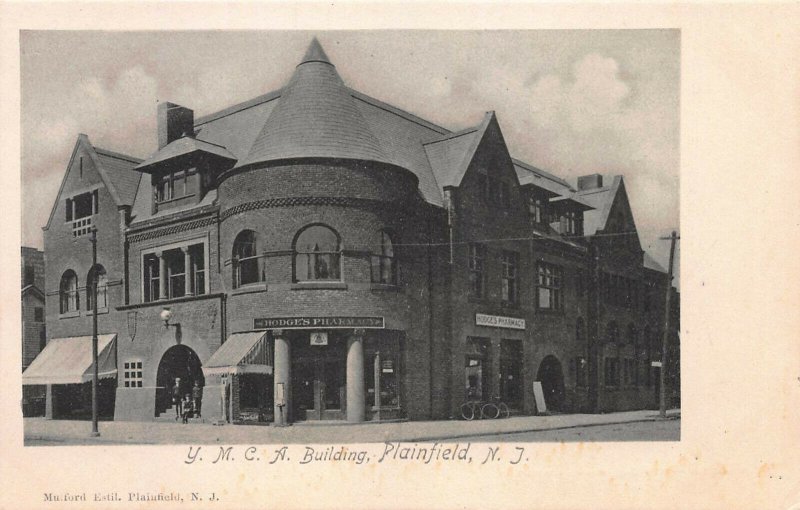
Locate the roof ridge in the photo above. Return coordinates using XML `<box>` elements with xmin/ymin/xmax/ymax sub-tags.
<box><xmin>195</xmin><ymin>89</ymin><xmax>283</xmax><ymax>126</ymax></box>
<box><xmin>94</xmin><ymin>147</ymin><xmax>143</xmax><ymax>163</ymax></box>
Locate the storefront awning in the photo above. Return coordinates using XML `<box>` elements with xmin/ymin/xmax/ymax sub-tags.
<box><xmin>22</xmin><ymin>334</ymin><xmax>117</xmax><ymax>385</ymax></box>
<box><xmin>203</xmin><ymin>332</ymin><xmax>272</xmax><ymax>376</ymax></box>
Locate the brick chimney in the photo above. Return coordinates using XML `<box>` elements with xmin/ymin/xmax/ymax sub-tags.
<box><xmin>157</xmin><ymin>102</ymin><xmax>194</xmax><ymax>149</ymax></box>
<box><xmin>578</xmin><ymin>173</ymin><xmax>603</xmax><ymax>191</ymax></box>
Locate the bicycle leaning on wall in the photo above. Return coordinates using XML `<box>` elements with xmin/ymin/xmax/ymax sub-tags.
<box><xmin>459</xmin><ymin>398</ymin><xmax>510</xmax><ymax>420</ymax></box>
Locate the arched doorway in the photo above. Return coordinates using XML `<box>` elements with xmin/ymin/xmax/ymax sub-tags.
<box><xmin>155</xmin><ymin>345</ymin><xmax>204</xmax><ymax>417</ymax></box>
<box><xmin>537</xmin><ymin>355</ymin><xmax>565</xmax><ymax>412</ymax></box>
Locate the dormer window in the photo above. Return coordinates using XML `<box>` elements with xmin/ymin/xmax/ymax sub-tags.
<box><xmin>65</xmin><ymin>189</ymin><xmax>98</xmax><ymax>237</ymax></box>
<box><xmin>155</xmin><ymin>169</ymin><xmax>196</xmax><ymax>204</ymax></box>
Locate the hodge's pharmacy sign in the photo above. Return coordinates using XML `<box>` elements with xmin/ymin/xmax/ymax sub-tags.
<box><xmin>475</xmin><ymin>313</ymin><xmax>526</xmax><ymax>330</ymax></box>
<box><xmin>254</xmin><ymin>316</ymin><xmax>385</xmax><ymax>330</ymax></box>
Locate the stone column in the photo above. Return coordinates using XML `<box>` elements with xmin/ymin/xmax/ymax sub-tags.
<box><xmin>182</xmin><ymin>247</ymin><xmax>193</xmax><ymax>296</ymax></box>
<box><xmin>346</xmin><ymin>329</ymin><xmax>366</xmax><ymax>423</ymax></box>
<box><xmin>273</xmin><ymin>330</ymin><xmax>291</xmax><ymax>426</ymax></box>
<box><xmin>157</xmin><ymin>251</ymin><xmax>167</xmax><ymax>300</ymax></box>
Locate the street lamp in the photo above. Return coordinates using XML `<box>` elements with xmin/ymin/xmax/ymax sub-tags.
<box><xmin>89</xmin><ymin>226</ymin><xmax>100</xmax><ymax>437</ymax></box>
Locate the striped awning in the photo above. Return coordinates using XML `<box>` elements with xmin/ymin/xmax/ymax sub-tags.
<box><xmin>22</xmin><ymin>334</ymin><xmax>117</xmax><ymax>385</ymax></box>
<box><xmin>203</xmin><ymin>332</ymin><xmax>271</xmax><ymax>375</ymax></box>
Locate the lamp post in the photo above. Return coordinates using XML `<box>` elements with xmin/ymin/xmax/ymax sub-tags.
<box><xmin>89</xmin><ymin>226</ymin><xmax>100</xmax><ymax>437</ymax></box>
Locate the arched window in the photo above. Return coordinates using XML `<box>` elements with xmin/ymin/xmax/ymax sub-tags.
<box><xmin>294</xmin><ymin>225</ymin><xmax>341</xmax><ymax>281</ymax></box>
<box><xmin>371</xmin><ymin>230</ymin><xmax>397</xmax><ymax>284</ymax></box>
<box><xmin>232</xmin><ymin>230</ymin><xmax>262</xmax><ymax>288</ymax></box>
<box><xmin>59</xmin><ymin>270</ymin><xmax>79</xmax><ymax>313</ymax></box>
<box><xmin>87</xmin><ymin>265</ymin><xmax>108</xmax><ymax>311</ymax></box>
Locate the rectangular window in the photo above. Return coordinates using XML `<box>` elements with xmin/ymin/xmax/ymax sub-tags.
<box><xmin>34</xmin><ymin>307</ymin><xmax>44</xmax><ymax>322</ymax></box>
<box><xmin>155</xmin><ymin>169</ymin><xmax>195</xmax><ymax>203</ymax></box>
<box><xmin>604</xmin><ymin>357</ymin><xmax>620</xmax><ymax>387</ymax></box>
<box><xmin>500</xmin><ymin>251</ymin><xmax>518</xmax><ymax>304</ymax></box>
<box><xmin>468</xmin><ymin>243</ymin><xmax>486</xmax><ymax>298</ymax></box>
<box><xmin>166</xmin><ymin>250</ymin><xmax>186</xmax><ymax>299</ymax></box>
<box><xmin>536</xmin><ymin>262</ymin><xmax>563</xmax><ymax>310</ymax></box>
<box><xmin>528</xmin><ymin>196</ymin><xmax>544</xmax><ymax>225</ymax></box>
<box><xmin>190</xmin><ymin>244</ymin><xmax>206</xmax><ymax>295</ymax></box>
<box><xmin>464</xmin><ymin>337</ymin><xmax>490</xmax><ymax>400</ymax></box>
<box><xmin>143</xmin><ymin>254</ymin><xmax>160</xmax><ymax>302</ymax></box>
<box><xmin>123</xmin><ymin>360</ymin><xmax>144</xmax><ymax>388</ymax></box>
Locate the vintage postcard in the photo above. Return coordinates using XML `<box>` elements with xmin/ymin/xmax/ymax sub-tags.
<box><xmin>1</xmin><ymin>3</ymin><xmax>798</xmax><ymax>510</ymax></box>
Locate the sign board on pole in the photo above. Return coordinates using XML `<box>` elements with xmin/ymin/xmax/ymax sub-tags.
<box><xmin>651</xmin><ymin>361</ymin><xmax>663</xmax><ymax>368</ymax></box>
<box><xmin>533</xmin><ymin>381</ymin><xmax>547</xmax><ymax>414</ymax></box>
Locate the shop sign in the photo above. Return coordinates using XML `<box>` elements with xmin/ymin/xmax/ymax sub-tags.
<box><xmin>254</xmin><ymin>316</ymin><xmax>385</xmax><ymax>330</ymax></box>
<box><xmin>475</xmin><ymin>313</ymin><xmax>526</xmax><ymax>330</ymax></box>
<box><xmin>310</xmin><ymin>332</ymin><xmax>328</xmax><ymax>346</ymax></box>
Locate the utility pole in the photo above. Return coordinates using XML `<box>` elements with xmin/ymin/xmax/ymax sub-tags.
<box><xmin>658</xmin><ymin>231</ymin><xmax>679</xmax><ymax>418</ymax></box>
<box><xmin>89</xmin><ymin>226</ymin><xmax>100</xmax><ymax>437</ymax></box>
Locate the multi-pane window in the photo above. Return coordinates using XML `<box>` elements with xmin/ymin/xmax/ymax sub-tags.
<box><xmin>155</xmin><ymin>169</ymin><xmax>195</xmax><ymax>203</ymax></box>
<box><xmin>123</xmin><ymin>361</ymin><xmax>143</xmax><ymax>388</ymax></box>
<box><xmin>86</xmin><ymin>264</ymin><xmax>108</xmax><ymax>311</ymax></box>
<box><xmin>371</xmin><ymin>230</ymin><xmax>397</xmax><ymax>285</ymax></box>
<box><xmin>142</xmin><ymin>243</ymin><xmax>207</xmax><ymax>302</ymax></box>
<box><xmin>478</xmin><ymin>172</ymin><xmax>511</xmax><ymax>209</ymax></box>
<box><xmin>468</xmin><ymin>243</ymin><xmax>486</xmax><ymax>298</ymax></box>
<box><xmin>59</xmin><ymin>270</ymin><xmax>79</xmax><ymax>313</ymax></box>
<box><xmin>570</xmin><ymin>357</ymin><xmax>588</xmax><ymax>388</ymax></box>
<box><xmin>464</xmin><ymin>337</ymin><xmax>490</xmax><ymax>400</ymax></box>
<box><xmin>294</xmin><ymin>225</ymin><xmax>341</xmax><ymax>281</ymax></box>
<box><xmin>528</xmin><ymin>196</ymin><xmax>545</xmax><ymax>225</ymax></box>
<box><xmin>233</xmin><ymin>230</ymin><xmax>262</xmax><ymax>288</ymax></box>
<box><xmin>536</xmin><ymin>262</ymin><xmax>563</xmax><ymax>310</ymax></box>
<box><xmin>143</xmin><ymin>254</ymin><xmax>160</xmax><ymax>302</ymax></box>
<box><xmin>500</xmin><ymin>251</ymin><xmax>518</xmax><ymax>304</ymax></box>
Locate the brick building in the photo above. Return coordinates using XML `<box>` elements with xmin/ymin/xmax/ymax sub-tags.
<box><xmin>21</xmin><ymin>247</ymin><xmax>46</xmax><ymax>416</ymax></box>
<box><xmin>23</xmin><ymin>38</ymin><xmax>679</xmax><ymax>424</ymax></box>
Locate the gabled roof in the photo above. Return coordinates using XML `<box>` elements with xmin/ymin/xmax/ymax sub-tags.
<box><xmin>44</xmin><ymin>134</ymin><xmax>143</xmax><ymax>231</ymax></box>
<box><xmin>514</xmin><ymin>159</ymin><xmax>574</xmax><ymax>196</ymax></box>
<box><xmin>235</xmin><ymin>38</ymin><xmax>392</xmax><ymax>168</ymax></box>
<box><xmin>423</xmin><ymin>114</ymin><xmax>491</xmax><ymax>189</ymax></box>
<box><xmin>575</xmin><ymin>175</ymin><xmax>622</xmax><ymax>236</ymax></box>
<box><xmin>134</xmin><ymin>136</ymin><xmax>236</xmax><ymax>172</ymax></box>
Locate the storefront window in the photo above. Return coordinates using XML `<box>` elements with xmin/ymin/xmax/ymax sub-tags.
<box><xmin>465</xmin><ymin>337</ymin><xmax>490</xmax><ymax>400</ymax></box>
<box><xmin>365</xmin><ymin>337</ymin><xmax>402</xmax><ymax>409</ymax></box>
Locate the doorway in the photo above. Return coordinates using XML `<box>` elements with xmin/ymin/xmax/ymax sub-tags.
<box><xmin>500</xmin><ymin>339</ymin><xmax>523</xmax><ymax>410</ymax></box>
<box><xmin>155</xmin><ymin>344</ymin><xmax>204</xmax><ymax>417</ymax></box>
<box><xmin>291</xmin><ymin>334</ymin><xmax>346</xmax><ymax>421</ymax></box>
<box><xmin>537</xmin><ymin>355</ymin><xmax>565</xmax><ymax>412</ymax></box>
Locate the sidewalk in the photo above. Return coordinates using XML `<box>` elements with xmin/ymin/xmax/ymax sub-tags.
<box><xmin>24</xmin><ymin>409</ymin><xmax>679</xmax><ymax>445</ymax></box>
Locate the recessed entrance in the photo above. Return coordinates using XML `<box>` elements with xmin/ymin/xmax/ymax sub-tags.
<box><xmin>155</xmin><ymin>344</ymin><xmax>204</xmax><ymax>417</ymax></box>
<box><xmin>537</xmin><ymin>355</ymin><xmax>565</xmax><ymax>412</ymax></box>
<box><xmin>291</xmin><ymin>333</ymin><xmax>346</xmax><ymax>421</ymax></box>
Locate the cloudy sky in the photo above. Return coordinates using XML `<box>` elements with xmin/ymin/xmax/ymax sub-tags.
<box><xmin>20</xmin><ymin>30</ymin><xmax>679</xmax><ymax>280</ymax></box>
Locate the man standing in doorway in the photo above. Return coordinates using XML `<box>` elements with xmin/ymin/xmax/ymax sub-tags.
<box><xmin>192</xmin><ymin>380</ymin><xmax>203</xmax><ymax>418</ymax></box>
<box><xmin>172</xmin><ymin>377</ymin><xmax>182</xmax><ymax>420</ymax></box>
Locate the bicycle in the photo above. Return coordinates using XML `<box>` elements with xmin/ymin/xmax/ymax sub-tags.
<box><xmin>460</xmin><ymin>398</ymin><xmax>511</xmax><ymax>420</ymax></box>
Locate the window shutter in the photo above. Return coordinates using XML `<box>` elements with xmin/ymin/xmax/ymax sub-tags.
<box><xmin>65</xmin><ymin>198</ymin><xmax>73</xmax><ymax>221</ymax></box>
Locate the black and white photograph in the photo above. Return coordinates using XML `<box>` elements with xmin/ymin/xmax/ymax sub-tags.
<box><xmin>19</xmin><ymin>30</ymin><xmax>680</xmax><ymax>445</ymax></box>
<box><xmin>2</xmin><ymin>4</ymin><xmax>798</xmax><ymax>510</ymax></box>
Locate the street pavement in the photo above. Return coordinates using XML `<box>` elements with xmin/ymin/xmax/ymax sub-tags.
<box><xmin>24</xmin><ymin>409</ymin><xmax>680</xmax><ymax>445</ymax></box>
<box><xmin>456</xmin><ymin>418</ymin><xmax>680</xmax><ymax>442</ymax></box>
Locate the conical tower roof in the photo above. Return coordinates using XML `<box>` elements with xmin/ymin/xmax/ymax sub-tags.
<box><xmin>236</xmin><ymin>38</ymin><xmax>391</xmax><ymax>168</ymax></box>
